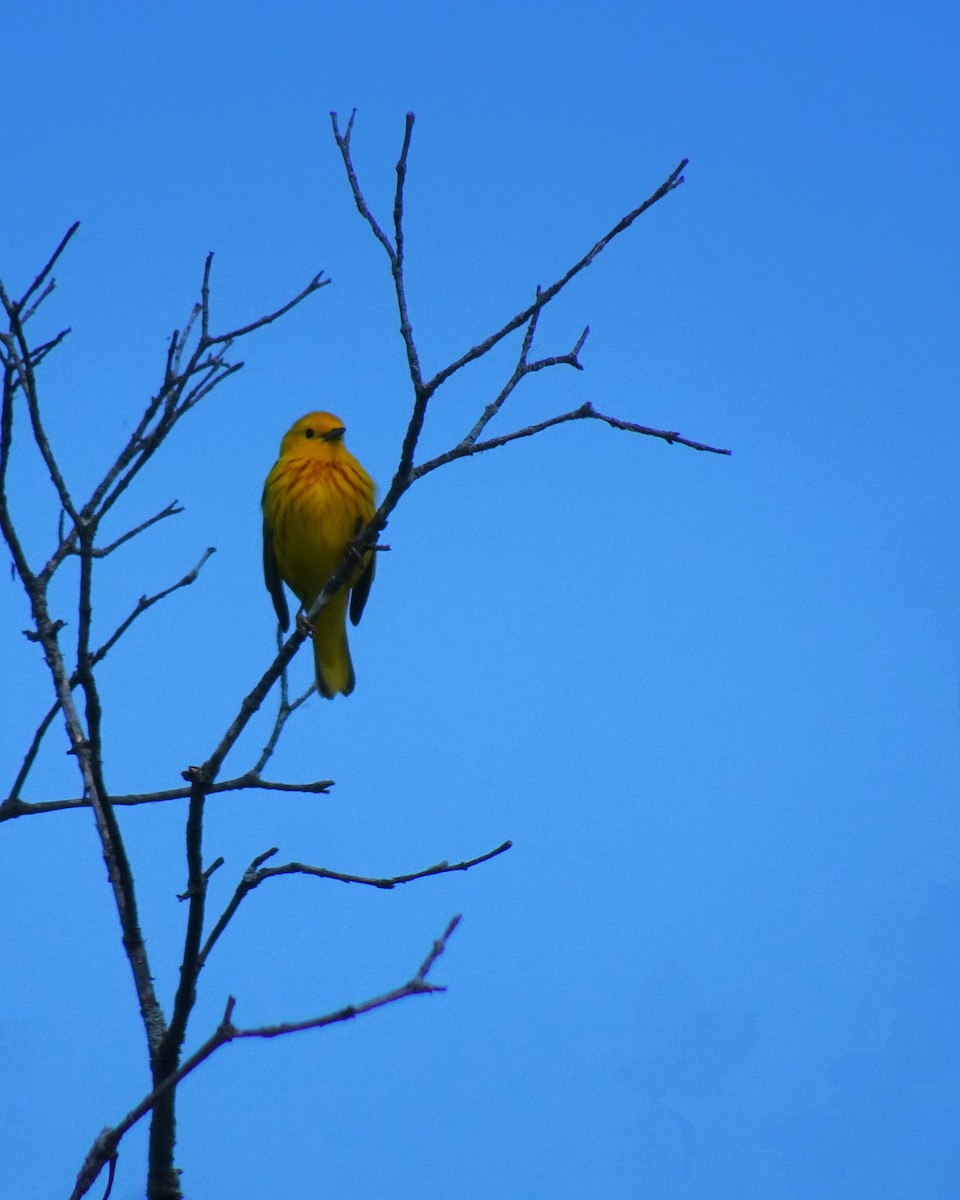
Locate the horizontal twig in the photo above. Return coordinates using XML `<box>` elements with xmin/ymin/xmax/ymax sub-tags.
<box><xmin>0</xmin><ymin>771</ymin><xmax>332</xmax><ymax>823</ymax></box>
<box><xmin>198</xmin><ymin>842</ymin><xmax>509</xmax><ymax>969</ymax></box>
<box><xmin>255</xmin><ymin>840</ymin><xmax>513</xmax><ymax>891</ymax></box>
<box><xmin>415</xmin><ymin>400</ymin><xmax>730</xmax><ymax>481</ymax></box>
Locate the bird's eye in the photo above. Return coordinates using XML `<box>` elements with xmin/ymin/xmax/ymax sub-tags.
<box><xmin>304</xmin><ymin>428</ymin><xmax>315</xmax><ymax>438</ymax></box>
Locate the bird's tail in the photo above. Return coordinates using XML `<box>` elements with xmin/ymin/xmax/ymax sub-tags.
<box><xmin>311</xmin><ymin>590</ymin><xmax>355</xmax><ymax>699</ymax></box>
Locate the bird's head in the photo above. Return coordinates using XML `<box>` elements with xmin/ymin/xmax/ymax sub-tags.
<box><xmin>279</xmin><ymin>411</ymin><xmax>348</xmax><ymax>458</ymax></box>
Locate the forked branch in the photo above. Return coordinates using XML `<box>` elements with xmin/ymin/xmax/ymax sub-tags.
<box><xmin>70</xmin><ymin>915</ymin><xmax>462</xmax><ymax>1200</ymax></box>
<box><xmin>195</xmin><ymin>113</ymin><xmax>724</xmax><ymax>795</ymax></box>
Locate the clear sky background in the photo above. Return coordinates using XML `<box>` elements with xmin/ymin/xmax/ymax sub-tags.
<box><xmin>2</xmin><ymin>1</ymin><xmax>959</xmax><ymax>1197</ymax></box>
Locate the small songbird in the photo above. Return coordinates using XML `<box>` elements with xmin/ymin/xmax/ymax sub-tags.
<box><xmin>261</xmin><ymin>411</ymin><xmax>376</xmax><ymax>698</ymax></box>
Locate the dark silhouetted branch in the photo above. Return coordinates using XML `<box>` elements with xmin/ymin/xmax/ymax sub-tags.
<box><xmin>69</xmin><ymin>916</ymin><xmax>462</xmax><ymax>1200</ymax></box>
<box><xmin>4</xmin><ymin>548</ymin><xmax>215</xmax><ymax>808</ymax></box>
<box><xmin>1</xmin><ymin>771</ymin><xmax>332</xmax><ymax>823</ymax></box>
<box><xmin>198</xmin><ymin>842</ymin><xmax>510</xmax><ymax>970</ymax></box>
<box><xmin>413</xmin><ymin>401</ymin><xmax>730</xmax><ymax>482</ymax></box>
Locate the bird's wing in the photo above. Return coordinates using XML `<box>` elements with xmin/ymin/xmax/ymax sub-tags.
<box><xmin>349</xmin><ymin>549</ymin><xmax>376</xmax><ymax>627</ymax></box>
<box><xmin>262</xmin><ymin>516</ymin><xmax>290</xmax><ymax>630</ymax></box>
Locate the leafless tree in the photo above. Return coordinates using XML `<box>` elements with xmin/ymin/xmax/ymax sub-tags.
<box><xmin>0</xmin><ymin>111</ymin><xmax>728</xmax><ymax>1200</ymax></box>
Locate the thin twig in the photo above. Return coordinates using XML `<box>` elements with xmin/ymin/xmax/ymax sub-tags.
<box><xmin>252</xmin><ymin>648</ymin><xmax>316</xmax><ymax>776</ymax></box>
<box><xmin>200</xmin><ymin>254</ymin><xmax>212</xmax><ymax>344</ymax></box>
<box><xmin>424</xmin><ymin>159</ymin><xmax>688</xmax><ymax>396</ymax></box>
<box><xmin>198</xmin><ymin>843</ymin><xmax>509</xmax><ymax>969</ymax></box>
<box><xmin>0</xmin><ymin>279</ymin><xmax>79</xmax><ymax>520</ymax></box>
<box><xmin>390</xmin><ymin>112</ymin><xmax>424</xmax><ymax>397</ymax></box>
<box><xmin>92</xmin><ymin>547</ymin><xmax>216</xmax><ymax>657</ymax></box>
<box><xmin>67</xmin><ymin>267</ymin><xmax>328</xmax><ymax>554</ymax></box>
<box><xmin>204</xmin><ymin>273</ymin><xmax>329</xmax><ymax>345</ymax></box>
<box><xmin>330</xmin><ymin>110</ymin><xmax>397</xmax><ymax>262</ymax></box>
<box><xmin>414</xmin><ymin>400</ymin><xmax>731</xmax><ymax>482</ymax></box>
<box><xmin>4</xmin><ymin>548</ymin><xmax>215</xmax><ymax>805</ymax></box>
<box><xmin>85</xmin><ymin>501</ymin><xmax>184</xmax><ymax>558</ymax></box>
<box><xmin>17</xmin><ymin>221</ymin><xmax>80</xmax><ymax>312</ymax></box>
<box><xmin>0</xmin><ymin>771</ymin><xmax>333</xmax><ymax>823</ymax></box>
<box><xmin>4</xmin><ymin>700</ymin><xmax>59</xmax><ymax>806</ymax></box>
<box><xmin>27</xmin><ymin>326</ymin><xmax>71</xmax><ymax>368</ymax></box>
<box><xmin>463</xmin><ymin>294</ymin><xmax>587</xmax><ymax>445</ymax></box>
<box><xmin>581</xmin><ymin>405</ymin><xmax>732</xmax><ymax>452</ymax></box>
<box><xmin>0</xmin><ymin>359</ymin><xmax>36</xmax><ymax>586</ymax></box>
<box><xmin>331</xmin><ymin>111</ymin><xmax>425</xmax><ymax>487</ymax></box>
<box><xmin>19</xmin><ymin>280</ymin><xmax>56</xmax><ymax>326</ymax></box>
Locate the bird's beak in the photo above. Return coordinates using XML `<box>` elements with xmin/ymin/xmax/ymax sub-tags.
<box><xmin>322</xmin><ymin>426</ymin><xmax>346</xmax><ymax>442</ymax></box>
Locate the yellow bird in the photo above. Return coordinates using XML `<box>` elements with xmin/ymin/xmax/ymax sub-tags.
<box><xmin>262</xmin><ymin>412</ymin><xmax>376</xmax><ymax>698</ymax></box>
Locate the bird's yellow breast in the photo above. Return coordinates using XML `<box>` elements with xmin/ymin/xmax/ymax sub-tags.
<box><xmin>264</xmin><ymin>453</ymin><xmax>374</xmax><ymax>606</ymax></box>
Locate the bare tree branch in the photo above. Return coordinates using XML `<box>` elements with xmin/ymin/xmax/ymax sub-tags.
<box><xmin>0</xmin><ymin>284</ymin><xmax>79</xmax><ymax>521</ymax></box>
<box><xmin>252</xmin><ymin>642</ymin><xmax>317</xmax><ymax>776</ymax></box>
<box><xmin>93</xmin><ymin>545</ymin><xmax>216</xmax><ymax>657</ymax></box>
<box><xmin>3</xmin><ymin>548</ymin><xmax>215</xmax><ymax>808</ymax></box>
<box><xmin>463</xmin><ymin>293</ymin><xmax>588</xmax><ymax>445</ymax></box>
<box><xmin>424</xmin><ymin>159</ymin><xmax>688</xmax><ymax>397</ymax></box>
<box><xmin>198</xmin><ymin>842</ymin><xmax>510</xmax><ymax>970</ymax></box>
<box><xmin>26</xmin><ymin>325</ymin><xmax>71</xmax><ymax>368</ymax></box>
<box><xmin>4</xmin><ymin>699</ymin><xmax>59</xmax><ymax>810</ymax></box>
<box><xmin>330</xmin><ymin>109</ymin><xmax>395</xmax><ymax>261</ymax></box>
<box><xmin>1</xmin><ymin>771</ymin><xmax>333</xmax><ymax>823</ymax></box>
<box><xmin>259</xmin><ymin>680</ymin><xmax>317</xmax><ymax>761</ymax></box>
<box><xmin>331</xmin><ymin>110</ymin><xmax>426</xmax><ymax>484</ymax></box>
<box><xmin>162</xmin><ymin>778</ymin><xmax>207</xmax><ymax>1107</ymax></box>
<box><xmin>85</xmin><ymin>501</ymin><xmax>185</xmax><ymax>558</ymax></box>
<box><xmin>413</xmin><ymin>400</ymin><xmax>731</xmax><ymax>482</ymax></box>
<box><xmin>48</xmin><ymin>259</ymin><xmax>329</xmax><ymax>573</ymax></box>
<box><xmin>209</xmin><ymin>268</ymin><xmax>330</xmax><ymax>344</ymax></box>
<box><xmin>69</xmin><ymin>916</ymin><xmax>462</xmax><ymax>1200</ymax></box>
<box><xmin>0</xmin><ymin>362</ymin><xmax>37</xmax><ymax>587</ymax></box>
<box><xmin>17</xmin><ymin>221</ymin><xmax>80</xmax><ymax>313</ymax></box>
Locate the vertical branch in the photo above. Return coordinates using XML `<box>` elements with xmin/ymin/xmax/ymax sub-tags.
<box><xmin>147</xmin><ymin>783</ymin><xmax>206</xmax><ymax>1200</ymax></box>
<box><xmin>391</xmin><ymin>113</ymin><xmax>423</xmax><ymax>396</ymax></box>
<box><xmin>1</xmin><ymin>243</ymin><xmax>168</xmax><ymax>1167</ymax></box>
<box><xmin>169</xmin><ymin>783</ymin><xmax>208</xmax><ymax>1051</ymax></box>
<box><xmin>0</xmin><ymin>360</ymin><xmax>36</xmax><ymax>587</ymax></box>
<box><xmin>69</xmin><ymin>519</ymin><xmax>167</xmax><ymax>1055</ymax></box>
<box><xmin>200</xmin><ymin>253</ymin><xmax>213</xmax><ymax>343</ymax></box>
<box><xmin>41</xmin><ymin>601</ymin><xmax>165</xmax><ymax>1047</ymax></box>
<box><xmin>389</xmin><ymin>113</ymin><xmax>431</xmax><ymax>490</ymax></box>
<box><xmin>330</xmin><ymin>111</ymin><xmax>428</xmax><ymax>504</ymax></box>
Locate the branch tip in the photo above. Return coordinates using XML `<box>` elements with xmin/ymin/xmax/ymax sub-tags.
<box><xmin>251</xmin><ymin>847</ymin><xmax>280</xmax><ymax>870</ymax></box>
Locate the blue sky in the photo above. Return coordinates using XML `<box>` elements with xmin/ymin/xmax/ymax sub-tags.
<box><xmin>2</xmin><ymin>1</ymin><xmax>959</xmax><ymax>1197</ymax></box>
